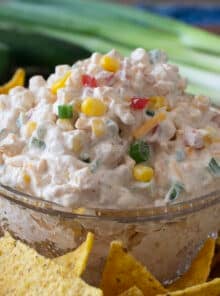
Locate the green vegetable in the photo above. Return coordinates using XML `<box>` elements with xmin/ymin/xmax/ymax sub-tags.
<box><xmin>129</xmin><ymin>141</ymin><xmax>150</xmax><ymax>164</ymax></box>
<box><xmin>19</xmin><ymin>0</ymin><xmax>220</xmax><ymax>55</ymax></box>
<box><xmin>146</xmin><ymin>110</ymin><xmax>155</xmax><ymax>117</ymax></box>
<box><xmin>0</xmin><ymin>0</ymin><xmax>220</xmax><ymax>104</ymax></box>
<box><xmin>208</xmin><ymin>158</ymin><xmax>220</xmax><ymax>177</ymax></box>
<box><xmin>175</xmin><ymin>150</ymin><xmax>185</xmax><ymax>162</ymax></box>
<box><xmin>31</xmin><ymin>137</ymin><xmax>46</xmax><ymax>149</ymax></box>
<box><xmin>58</xmin><ymin>105</ymin><xmax>73</xmax><ymax>119</ymax></box>
<box><xmin>165</xmin><ymin>182</ymin><xmax>184</xmax><ymax>202</ymax></box>
<box><xmin>1</xmin><ymin>2</ymin><xmax>220</xmax><ymax>72</ymax></box>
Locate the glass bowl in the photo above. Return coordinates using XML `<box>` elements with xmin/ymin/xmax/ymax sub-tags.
<box><xmin>0</xmin><ymin>183</ymin><xmax>220</xmax><ymax>286</ymax></box>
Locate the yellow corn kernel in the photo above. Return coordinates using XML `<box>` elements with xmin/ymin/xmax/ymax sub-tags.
<box><xmin>51</xmin><ymin>71</ymin><xmax>71</xmax><ymax>95</ymax></box>
<box><xmin>149</xmin><ymin>96</ymin><xmax>167</xmax><ymax>110</ymax></box>
<box><xmin>23</xmin><ymin>173</ymin><xmax>31</xmax><ymax>184</ymax></box>
<box><xmin>0</xmin><ymin>68</ymin><xmax>25</xmax><ymax>95</ymax></box>
<box><xmin>81</xmin><ymin>97</ymin><xmax>107</xmax><ymax>117</ymax></box>
<box><xmin>100</xmin><ymin>55</ymin><xmax>120</xmax><ymax>72</ymax></box>
<box><xmin>133</xmin><ymin>165</ymin><xmax>154</xmax><ymax>182</ymax></box>
<box><xmin>26</xmin><ymin>121</ymin><xmax>37</xmax><ymax>137</ymax></box>
<box><xmin>57</xmin><ymin>118</ymin><xmax>73</xmax><ymax>131</ymax></box>
<box><xmin>72</xmin><ymin>136</ymin><xmax>82</xmax><ymax>154</ymax></box>
<box><xmin>91</xmin><ymin>118</ymin><xmax>105</xmax><ymax>137</ymax></box>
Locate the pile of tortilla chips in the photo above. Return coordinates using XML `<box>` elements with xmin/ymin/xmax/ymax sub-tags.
<box><xmin>1</xmin><ymin>232</ymin><xmax>220</xmax><ymax>295</ymax></box>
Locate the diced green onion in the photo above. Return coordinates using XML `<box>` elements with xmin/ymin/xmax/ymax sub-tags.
<box><xmin>89</xmin><ymin>159</ymin><xmax>101</xmax><ymax>173</ymax></box>
<box><xmin>58</xmin><ymin>105</ymin><xmax>73</xmax><ymax>119</ymax></box>
<box><xmin>208</xmin><ymin>158</ymin><xmax>220</xmax><ymax>177</ymax></box>
<box><xmin>146</xmin><ymin>110</ymin><xmax>155</xmax><ymax>117</ymax></box>
<box><xmin>31</xmin><ymin>137</ymin><xmax>46</xmax><ymax>149</ymax></box>
<box><xmin>0</xmin><ymin>128</ymin><xmax>8</xmax><ymax>140</ymax></box>
<box><xmin>165</xmin><ymin>182</ymin><xmax>184</xmax><ymax>202</ymax></box>
<box><xmin>129</xmin><ymin>140</ymin><xmax>150</xmax><ymax>164</ymax></box>
<box><xmin>175</xmin><ymin>149</ymin><xmax>185</xmax><ymax>162</ymax></box>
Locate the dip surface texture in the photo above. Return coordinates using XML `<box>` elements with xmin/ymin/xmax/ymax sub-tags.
<box><xmin>0</xmin><ymin>48</ymin><xmax>219</xmax><ymax>208</ymax></box>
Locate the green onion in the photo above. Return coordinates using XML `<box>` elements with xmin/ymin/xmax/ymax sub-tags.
<box><xmin>31</xmin><ymin>137</ymin><xmax>46</xmax><ymax>149</ymax></box>
<box><xmin>89</xmin><ymin>159</ymin><xmax>101</xmax><ymax>173</ymax></box>
<box><xmin>146</xmin><ymin>110</ymin><xmax>155</xmax><ymax>117</ymax></box>
<box><xmin>20</xmin><ymin>0</ymin><xmax>220</xmax><ymax>55</ymax></box>
<box><xmin>58</xmin><ymin>105</ymin><xmax>73</xmax><ymax>119</ymax></box>
<box><xmin>0</xmin><ymin>128</ymin><xmax>8</xmax><ymax>140</ymax></box>
<box><xmin>208</xmin><ymin>158</ymin><xmax>220</xmax><ymax>177</ymax></box>
<box><xmin>1</xmin><ymin>2</ymin><xmax>220</xmax><ymax>73</ymax></box>
<box><xmin>165</xmin><ymin>182</ymin><xmax>184</xmax><ymax>202</ymax></box>
<box><xmin>1</xmin><ymin>0</ymin><xmax>220</xmax><ymax>104</ymax></box>
<box><xmin>129</xmin><ymin>141</ymin><xmax>150</xmax><ymax>164</ymax></box>
<box><xmin>175</xmin><ymin>150</ymin><xmax>185</xmax><ymax>162</ymax></box>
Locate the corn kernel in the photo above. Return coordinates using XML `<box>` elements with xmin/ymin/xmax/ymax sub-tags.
<box><xmin>23</xmin><ymin>173</ymin><xmax>31</xmax><ymax>184</ymax></box>
<box><xmin>149</xmin><ymin>96</ymin><xmax>167</xmax><ymax>110</ymax></box>
<box><xmin>72</xmin><ymin>136</ymin><xmax>82</xmax><ymax>154</ymax></box>
<box><xmin>91</xmin><ymin>119</ymin><xmax>105</xmax><ymax>137</ymax></box>
<box><xmin>81</xmin><ymin>97</ymin><xmax>107</xmax><ymax>117</ymax></box>
<box><xmin>26</xmin><ymin>121</ymin><xmax>37</xmax><ymax>137</ymax></box>
<box><xmin>100</xmin><ymin>55</ymin><xmax>120</xmax><ymax>72</ymax></box>
<box><xmin>51</xmin><ymin>71</ymin><xmax>71</xmax><ymax>95</ymax></box>
<box><xmin>133</xmin><ymin>164</ymin><xmax>154</xmax><ymax>182</ymax></box>
<box><xmin>57</xmin><ymin>119</ymin><xmax>73</xmax><ymax>131</ymax></box>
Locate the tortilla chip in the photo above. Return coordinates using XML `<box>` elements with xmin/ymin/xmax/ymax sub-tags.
<box><xmin>158</xmin><ymin>278</ymin><xmax>220</xmax><ymax>296</ymax></box>
<box><xmin>0</xmin><ymin>231</ymin><xmax>16</xmax><ymax>255</ymax></box>
<box><xmin>100</xmin><ymin>241</ymin><xmax>166</xmax><ymax>296</ymax></box>
<box><xmin>118</xmin><ymin>286</ymin><xmax>144</xmax><ymax>296</ymax></box>
<box><xmin>168</xmin><ymin>238</ymin><xmax>215</xmax><ymax>291</ymax></box>
<box><xmin>54</xmin><ymin>232</ymin><xmax>94</xmax><ymax>276</ymax></box>
<box><xmin>0</xmin><ymin>234</ymin><xmax>102</xmax><ymax>295</ymax></box>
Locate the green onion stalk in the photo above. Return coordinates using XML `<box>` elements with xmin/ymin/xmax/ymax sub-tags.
<box><xmin>0</xmin><ymin>0</ymin><xmax>219</xmax><ymax>104</ymax></box>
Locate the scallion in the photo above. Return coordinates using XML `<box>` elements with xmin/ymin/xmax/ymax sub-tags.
<box><xmin>31</xmin><ymin>137</ymin><xmax>46</xmax><ymax>149</ymax></box>
<box><xmin>129</xmin><ymin>140</ymin><xmax>150</xmax><ymax>164</ymax></box>
<box><xmin>58</xmin><ymin>105</ymin><xmax>73</xmax><ymax>119</ymax></box>
<box><xmin>146</xmin><ymin>110</ymin><xmax>155</xmax><ymax>117</ymax></box>
<box><xmin>208</xmin><ymin>158</ymin><xmax>220</xmax><ymax>177</ymax></box>
<box><xmin>165</xmin><ymin>182</ymin><xmax>184</xmax><ymax>202</ymax></box>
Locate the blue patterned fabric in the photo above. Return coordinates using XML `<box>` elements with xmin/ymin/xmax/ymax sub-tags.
<box><xmin>138</xmin><ymin>4</ymin><xmax>220</xmax><ymax>25</ymax></box>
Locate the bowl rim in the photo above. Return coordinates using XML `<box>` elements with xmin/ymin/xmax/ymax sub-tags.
<box><xmin>0</xmin><ymin>183</ymin><xmax>220</xmax><ymax>222</ymax></box>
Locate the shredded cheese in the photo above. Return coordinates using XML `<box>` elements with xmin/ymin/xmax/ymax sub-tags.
<box><xmin>133</xmin><ymin>112</ymin><xmax>166</xmax><ymax>139</ymax></box>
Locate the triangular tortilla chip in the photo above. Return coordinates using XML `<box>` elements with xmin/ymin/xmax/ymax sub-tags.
<box><xmin>100</xmin><ymin>241</ymin><xmax>166</xmax><ymax>296</ymax></box>
<box><xmin>168</xmin><ymin>238</ymin><xmax>215</xmax><ymax>291</ymax></box>
<box><xmin>118</xmin><ymin>286</ymin><xmax>144</xmax><ymax>296</ymax></box>
<box><xmin>54</xmin><ymin>232</ymin><xmax>94</xmax><ymax>276</ymax></box>
<box><xmin>0</xmin><ymin>234</ymin><xmax>102</xmax><ymax>296</ymax></box>
<box><xmin>158</xmin><ymin>278</ymin><xmax>220</xmax><ymax>296</ymax></box>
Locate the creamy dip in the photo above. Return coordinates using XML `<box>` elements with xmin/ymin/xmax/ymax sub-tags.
<box><xmin>0</xmin><ymin>48</ymin><xmax>219</xmax><ymax>208</ymax></box>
